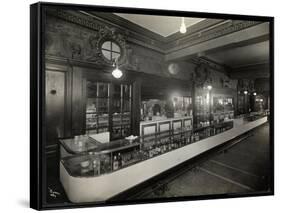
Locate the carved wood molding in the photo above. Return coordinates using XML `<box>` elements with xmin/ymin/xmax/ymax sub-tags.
<box><xmin>53</xmin><ymin>9</ymin><xmax>103</xmax><ymax>31</ymax></box>
<box><xmin>45</xmin><ymin>9</ymin><xmax>141</xmax><ymax>71</ymax></box>
<box><xmin>166</xmin><ymin>20</ymin><xmax>261</xmax><ymax>53</ymax></box>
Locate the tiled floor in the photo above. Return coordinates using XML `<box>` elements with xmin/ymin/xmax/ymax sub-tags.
<box><xmin>128</xmin><ymin>123</ymin><xmax>271</xmax><ymax>199</ymax></box>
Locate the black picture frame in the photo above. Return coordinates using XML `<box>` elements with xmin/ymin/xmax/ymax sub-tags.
<box><xmin>30</xmin><ymin>2</ymin><xmax>274</xmax><ymax>210</ymax></box>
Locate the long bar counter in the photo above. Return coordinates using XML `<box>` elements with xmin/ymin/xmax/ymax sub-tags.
<box><xmin>60</xmin><ymin>116</ymin><xmax>268</xmax><ymax>203</ymax></box>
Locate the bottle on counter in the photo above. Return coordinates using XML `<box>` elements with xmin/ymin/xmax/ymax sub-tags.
<box><xmin>149</xmin><ymin>146</ymin><xmax>153</xmax><ymax>158</ymax></box>
<box><xmin>88</xmin><ymin>152</ymin><xmax>94</xmax><ymax>171</ymax></box>
<box><xmin>187</xmin><ymin>135</ymin><xmax>190</xmax><ymax>144</ymax></box>
<box><xmin>93</xmin><ymin>160</ymin><xmax>97</xmax><ymax>175</ymax></box>
<box><xmin>113</xmin><ymin>155</ymin><xmax>119</xmax><ymax>171</ymax></box>
<box><xmin>117</xmin><ymin>153</ymin><xmax>123</xmax><ymax>168</ymax></box>
<box><xmin>163</xmin><ymin>142</ymin><xmax>167</xmax><ymax>152</ymax></box>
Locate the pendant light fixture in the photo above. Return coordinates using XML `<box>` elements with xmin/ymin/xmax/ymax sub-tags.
<box><xmin>112</xmin><ymin>57</ymin><xmax>123</xmax><ymax>79</ymax></box>
<box><xmin>179</xmin><ymin>17</ymin><xmax>187</xmax><ymax>34</ymax></box>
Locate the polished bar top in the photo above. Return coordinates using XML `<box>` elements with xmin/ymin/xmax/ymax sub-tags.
<box><xmin>60</xmin><ymin>136</ymin><xmax>101</xmax><ymax>155</ymax></box>
<box><xmin>60</xmin><ymin>136</ymin><xmax>140</xmax><ymax>155</ymax></box>
<box><xmin>140</xmin><ymin>116</ymin><xmax>192</xmax><ymax>125</ymax></box>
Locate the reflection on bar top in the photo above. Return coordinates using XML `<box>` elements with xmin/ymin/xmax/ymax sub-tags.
<box><xmin>60</xmin><ymin>136</ymin><xmax>140</xmax><ymax>155</ymax></box>
<box><xmin>140</xmin><ymin>116</ymin><xmax>192</xmax><ymax>124</ymax></box>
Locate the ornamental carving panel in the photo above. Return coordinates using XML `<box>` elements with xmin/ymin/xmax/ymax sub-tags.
<box><xmin>45</xmin><ymin>12</ymin><xmax>137</xmax><ymax>69</ymax></box>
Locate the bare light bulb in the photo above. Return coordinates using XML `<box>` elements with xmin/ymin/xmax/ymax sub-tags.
<box><xmin>180</xmin><ymin>17</ymin><xmax>186</xmax><ymax>34</ymax></box>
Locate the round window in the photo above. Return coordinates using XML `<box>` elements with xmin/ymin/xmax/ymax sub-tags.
<box><xmin>101</xmin><ymin>41</ymin><xmax>121</xmax><ymax>62</ymax></box>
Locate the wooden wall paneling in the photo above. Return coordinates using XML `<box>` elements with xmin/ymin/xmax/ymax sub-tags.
<box><xmin>64</xmin><ymin>64</ymin><xmax>73</xmax><ymax>137</ymax></box>
<box><xmin>72</xmin><ymin>67</ymin><xmax>85</xmax><ymax>135</ymax></box>
<box><xmin>45</xmin><ymin>70</ymin><xmax>66</xmax><ymax>146</ymax></box>
<box><xmin>191</xmin><ymin>82</ymin><xmax>197</xmax><ymax>127</ymax></box>
<box><xmin>108</xmin><ymin>82</ymin><xmax>114</xmax><ymax>139</ymax></box>
<box><xmin>45</xmin><ymin>69</ymin><xmax>66</xmax><ymax>181</ymax></box>
<box><xmin>82</xmin><ymin>77</ymin><xmax>87</xmax><ymax>134</ymax></box>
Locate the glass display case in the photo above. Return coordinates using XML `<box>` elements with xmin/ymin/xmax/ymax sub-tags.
<box><xmin>60</xmin><ymin>136</ymin><xmax>142</xmax><ymax>177</ymax></box>
<box><xmin>60</xmin><ymin>114</ymin><xmax>233</xmax><ymax>178</ymax></box>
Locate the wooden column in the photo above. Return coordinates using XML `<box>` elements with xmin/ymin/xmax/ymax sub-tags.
<box><xmin>132</xmin><ymin>77</ymin><xmax>141</xmax><ymax>136</ymax></box>
<box><xmin>191</xmin><ymin>82</ymin><xmax>196</xmax><ymax>128</ymax></box>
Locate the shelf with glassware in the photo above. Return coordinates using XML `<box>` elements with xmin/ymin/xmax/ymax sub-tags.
<box><xmin>192</xmin><ymin>89</ymin><xmax>234</xmax><ymax>140</ymax></box>
<box><xmin>85</xmin><ymin>81</ymin><xmax>132</xmax><ymax>139</ymax></box>
<box><xmin>194</xmin><ymin>88</ymin><xmax>211</xmax><ymax>128</ymax></box>
<box><xmin>193</xmin><ymin>87</ymin><xmax>212</xmax><ymax>140</ymax></box>
<box><xmin>111</xmin><ymin>84</ymin><xmax>132</xmax><ymax>140</ymax></box>
<box><xmin>85</xmin><ymin>82</ymin><xmax>110</xmax><ymax>135</ymax></box>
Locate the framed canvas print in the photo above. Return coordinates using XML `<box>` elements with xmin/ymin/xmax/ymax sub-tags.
<box><xmin>30</xmin><ymin>2</ymin><xmax>274</xmax><ymax>210</ymax></box>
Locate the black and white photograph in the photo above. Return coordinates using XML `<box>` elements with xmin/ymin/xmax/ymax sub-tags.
<box><xmin>29</xmin><ymin>2</ymin><xmax>274</xmax><ymax>210</ymax></box>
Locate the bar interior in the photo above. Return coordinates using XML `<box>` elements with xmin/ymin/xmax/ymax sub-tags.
<box><xmin>44</xmin><ymin>8</ymin><xmax>271</xmax><ymax>204</ymax></box>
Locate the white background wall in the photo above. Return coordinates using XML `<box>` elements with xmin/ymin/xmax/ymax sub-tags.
<box><xmin>0</xmin><ymin>0</ymin><xmax>279</xmax><ymax>212</ymax></box>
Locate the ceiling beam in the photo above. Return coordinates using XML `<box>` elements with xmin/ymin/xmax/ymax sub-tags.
<box><xmin>229</xmin><ymin>62</ymin><xmax>270</xmax><ymax>79</ymax></box>
<box><xmin>165</xmin><ymin>22</ymin><xmax>269</xmax><ymax>61</ymax></box>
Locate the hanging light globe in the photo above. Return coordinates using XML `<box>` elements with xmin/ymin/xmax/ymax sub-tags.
<box><xmin>112</xmin><ymin>67</ymin><xmax>123</xmax><ymax>79</ymax></box>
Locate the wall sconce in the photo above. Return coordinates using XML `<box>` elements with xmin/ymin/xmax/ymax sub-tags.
<box><xmin>244</xmin><ymin>91</ymin><xmax>248</xmax><ymax>95</ymax></box>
